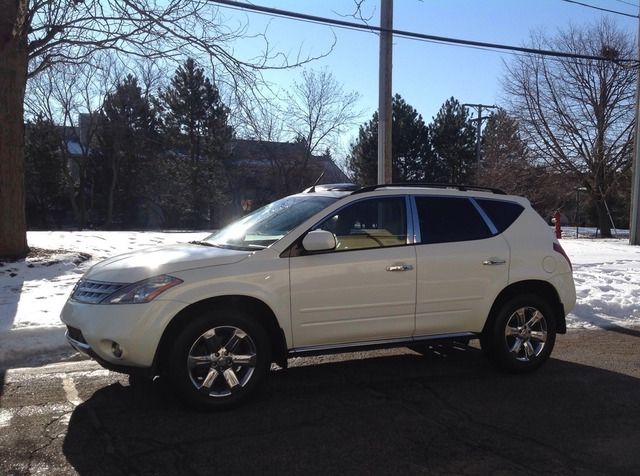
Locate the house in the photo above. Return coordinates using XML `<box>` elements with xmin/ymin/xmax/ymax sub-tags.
<box><xmin>219</xmin><ymin>139</ymin><xmax>350</xmax><ymax>223</ymax></box>
<box><xmin>28</xmin><ymin>113</ymin><xmax>351</xmax><ymax>228</ymax></box>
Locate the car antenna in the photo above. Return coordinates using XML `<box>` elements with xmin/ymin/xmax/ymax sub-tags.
<box><xmin>307</xmin><ymin>171</ymin><xmax>325</xmax><ymax>193</ymax></box>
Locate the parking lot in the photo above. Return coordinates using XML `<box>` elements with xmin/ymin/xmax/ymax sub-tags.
<box><xmin>1</xmin><ymin>328</ymin><xmax>640</xmax><ymax>475</ymax></box>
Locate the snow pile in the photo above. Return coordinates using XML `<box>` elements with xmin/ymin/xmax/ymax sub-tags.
<box><xmin>0</xmin><ymin>231</ymin><xmax>206</xmax><ymax>367</ymax></box>
<box><xmin>1</xmin><ymin>230</ymin><xmax>639</xmax><ymax>368</ymax></box>
<box><xmin>563</xmin><ymin>239</ymin><xmax>640</xmax><ymax>329</ymax></box>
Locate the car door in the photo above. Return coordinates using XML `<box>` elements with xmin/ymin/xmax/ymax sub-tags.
<box><xmin>412</xmin><ymin>195</ymin><xmax>510</xmax><ymax>336</ymax></box>
<box><xmin>289</xmin><ymin>196</ymin><xmax>417</xmax><ymax>348</ymax></box>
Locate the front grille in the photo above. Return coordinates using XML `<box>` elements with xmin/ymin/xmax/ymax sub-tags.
<box><xmin>71</xmin><ymin>279</ymin><xmax>126</xmax><ymax>304</ymax></box>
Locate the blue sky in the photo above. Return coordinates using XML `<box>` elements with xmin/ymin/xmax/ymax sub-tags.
<box><xmin>218</xmin><ymin>0</ymin><xmax>638</xmax><ymax>148</ymax></box>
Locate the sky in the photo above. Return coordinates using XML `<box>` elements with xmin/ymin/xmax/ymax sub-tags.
<box><xmin>212</xmin><ymin>0</ymin><xmax>639</xmax><ymax>154</ymax></box>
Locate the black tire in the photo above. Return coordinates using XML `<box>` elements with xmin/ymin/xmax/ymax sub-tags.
<box><xmin>481</xmin><ymin>294</ymin><xmax>556</xmax><ymax>373</ymax></box>
<box><xmin>167</xmin><ymin>308</ymin><xmax>271</xmax><ymax>410</ymax></box>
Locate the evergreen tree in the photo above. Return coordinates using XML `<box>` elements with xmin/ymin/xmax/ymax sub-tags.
<box><xmin>348</xmin><ymin>94</ymin><xmax>433</xmax><ymax>185</ymax></box>
<box><xmin>98</xmin><ymin>74</ymin><xmax>161</xmax><ymax>227</ymax></box>
<box><xmin>429</xmin><ymin>97</ymin><xmax>476</xmax><ymax>184</ymax></box>
<box><xmin>480</xmin><ymin>108</ymin><xmax>530</xmax><ymax>192</ymax></box>
<box><xmin>161</xmin><ymin>58</ymin><xmax>232</xmax><ymax>228</ymax></box>
<box><xmin>24</xmin><ymin>116</ymin><xmax>67</xmax><ymax>228</ymax></box>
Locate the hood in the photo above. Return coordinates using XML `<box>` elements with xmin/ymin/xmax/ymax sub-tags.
<box><xmin>85</xmin><ymin>243</ymin><xmax>251</xmax><ymax>283</ymax></box>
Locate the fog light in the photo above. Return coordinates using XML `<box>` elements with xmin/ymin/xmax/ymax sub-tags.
<box><xmin>111</xmin><ymin>342</ymin><xmax>123</xmax><ymax>358</ymax></box>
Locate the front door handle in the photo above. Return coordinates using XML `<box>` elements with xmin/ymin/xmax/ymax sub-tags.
<box><xmin>483</xmin><ymin>258</ymin><xmax>506</xmax><ymax>266</ymax></box>
<box><xmin>386</xmin><ymin>264</ymin><xmax>414</xmax><ymax>272</ymax></box>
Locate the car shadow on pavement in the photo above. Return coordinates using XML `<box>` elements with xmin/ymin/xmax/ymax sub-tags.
<box><xmin>63</xmin><ymin>346</ymin><xmax>640</xmax><ymax>476</ymax></box>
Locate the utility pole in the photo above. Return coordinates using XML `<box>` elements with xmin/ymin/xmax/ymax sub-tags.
<box><xmin>378</xmin><ymin>0</ymin><xmax>393</xmax><ymax>184</ymax></box>
<box><xmin>462</xmin><ymin>103</ymin><xmax>497</xmax><ymax>184</ymax></box>
<box><xmin>631</xmin><ymin>5</ymin><xmax>640</xmax><ymax>245</ymax></box>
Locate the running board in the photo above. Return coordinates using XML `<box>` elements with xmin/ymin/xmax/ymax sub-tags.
<box><xmin>288</xmin><ymin>332</ymin><xmax>477</xmax><ymax>357</ymax></box>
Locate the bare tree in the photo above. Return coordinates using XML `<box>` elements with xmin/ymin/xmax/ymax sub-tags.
<box><xmin>0</xmin><ymin>0</ymin><xmax>331</xmax><ymax>258</ymax></box>
<box><xmin>135</xmin><ymin>58</ymin><xmax>167</xmax><ymax>100</ymax></box>
<box><xmin>503</xmin><ymin>19</ymin><xmax>636</xmax><ymax>237</ymax></box>
<box><xmin>286</xmin><ymin>68</ymin><xmax>361</xmax><ymax>189</ymax></box>
<box><xmin>480</xmin><ymin>109</ymin><xmax>573</xmax><ymax>218</ymax></box>
<box><xmin>231</xmin><ymin>69</ymin><xmax>360</xmax><ymax>196</ymax></box>
<box><xmin>25</xmin><ymin>55</ymin><xmax>118</xmax><ymax>228</ymax></box>
<box><xmin>231</xmin><ymin>89</ymin><xmax>298</xmax><ymax>197</ymax></box>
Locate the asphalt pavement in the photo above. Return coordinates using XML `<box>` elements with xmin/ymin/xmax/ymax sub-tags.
<box><xmin>1</xmin><ymin>327</ymin><xmax>640</xmax><ymax>475</ymax></box>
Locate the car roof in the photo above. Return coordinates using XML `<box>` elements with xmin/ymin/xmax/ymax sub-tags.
<box><xmin>299</xmin><ymin>182</ymin><xmax>529</xmax><ymax>206</ymax></box>
<box><xmin>352</xmin><ymin>183</ymin><xmax>506</xmax><ymax>195</ymax></box>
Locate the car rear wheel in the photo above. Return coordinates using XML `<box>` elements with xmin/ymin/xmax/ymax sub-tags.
<box><xmin>481</xmin><ymin>294</ymin><xmax>556</xmax><ymax>373</ymax></box>
<box><xmin>168</xmin><ymin>309</ymin><xmax>271</xmax><ymax>409</ymax></box>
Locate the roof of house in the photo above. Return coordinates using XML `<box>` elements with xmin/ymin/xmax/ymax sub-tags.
<box><xmin>229</xmin><ymin>139</ymin><xmax>349</xmax><ymax>183</ymax></box>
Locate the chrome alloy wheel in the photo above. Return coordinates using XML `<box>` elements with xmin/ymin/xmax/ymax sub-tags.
<box><xmin>187</xmin><ymin>326</ymin><xmax>257</xmax><ymax>397</ymax></box>
<box><xmin>504</xmin><ymin>307</ymin><xmax>548</xmax><ymax>362</ymax></box>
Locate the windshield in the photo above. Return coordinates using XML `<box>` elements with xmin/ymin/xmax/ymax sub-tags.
<box><xmin>205</xmin><ymin>195</ymin><xmax>338</xmax><ymax>250</ymax></box>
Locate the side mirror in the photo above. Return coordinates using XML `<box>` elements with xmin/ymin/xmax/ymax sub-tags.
<box><xmin>302</xmin><ymin>230</ymin><xmax>337</xmax><ymax>252</ymax></box>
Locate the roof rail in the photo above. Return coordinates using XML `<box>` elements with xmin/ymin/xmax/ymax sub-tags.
<box><xmin>303</xmin><ymin>183</ymin><xmax>361</xmax><ymax>193</ymax></box>
<box><xmin>351</xmin><ymin>183</ymin><xmax>507</xmax><ymax>195</ymax></box>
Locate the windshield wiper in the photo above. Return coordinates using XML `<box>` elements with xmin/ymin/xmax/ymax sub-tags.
<box><xmin>191</xmin><ymin>241</ymin><xmax>267</xmax><ymax>251</ymax></box>
<box><xmin>189</xmin><ymin>240</ymin><xmax>217</xmax><ymax>247</ymax></box>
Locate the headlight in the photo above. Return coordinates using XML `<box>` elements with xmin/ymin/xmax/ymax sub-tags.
<box><xmin>105</xmin><ymin>275</ymin><xmax>183</xmax><ymax>304</ymax></box>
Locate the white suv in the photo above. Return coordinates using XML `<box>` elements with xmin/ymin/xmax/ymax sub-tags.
<box><xmin>61</xmin><ymin>184</ymin><xmax>576</xmax><ymax>409</ymax></box>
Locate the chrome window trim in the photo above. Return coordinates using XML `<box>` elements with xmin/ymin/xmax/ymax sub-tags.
<box><xmin>470</xmin><ymin>197</ymin><xmax>499</xmax><ymax>235</ymax></box>
<box><xmin>408</xmin><ymin>195</ymin><xmax>421</xmax><ymax>244</ymax></box>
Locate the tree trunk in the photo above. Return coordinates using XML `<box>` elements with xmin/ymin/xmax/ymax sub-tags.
<box><xmin>596</xmin><ymin>199</ymin><xmax>612</xmax><ymax>238</ymax></box>
<box><xmin>78</xmin><ymin>161</ymin><xmax>88</xmax><ymax>228</ymax></box>
<box><xmin>0</xmin><ymin>1</ymin><xmax>29</xmax><ymax>259</ymax></box>
<box><xmin>106</xmin><ymin>157</ymin><xmax>118</xmax><ymax>227</ymax></box>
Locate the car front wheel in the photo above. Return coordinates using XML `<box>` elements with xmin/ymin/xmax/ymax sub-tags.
<box><xmin>168</xmin><ymin>309</ymin><xmax>271</xmax><ymax>409</ymax></box>
<box><xmin>482</xmin><ymin>294</ymin><xmax>556</xmax><ymax>373</ymax></box>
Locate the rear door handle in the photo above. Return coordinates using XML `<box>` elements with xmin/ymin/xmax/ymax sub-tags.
<box><xmin>483</xmin><ymin>258</ymin><xmax>506</xmax><ymax>266</ymax></box>
<box><xmin>386</xmin><ymin>264</ymin><xmax>414</xmax><ymax>272</ymax></box>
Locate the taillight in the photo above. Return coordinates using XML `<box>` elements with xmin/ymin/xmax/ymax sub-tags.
<box><xmin>553</xmin><ymin>242</ymin><xmax>572</xmax><ymax>270</ymax></box>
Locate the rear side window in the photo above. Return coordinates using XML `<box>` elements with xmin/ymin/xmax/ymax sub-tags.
<box><xmin>476</xmin><ymin>199</ymin><xmax>524</xmax><ymax>234</ymax></box>
<box><xmin>416</xmin><ymin>197</ymin><xmax>492</xmax><ymax>244</ymax></box>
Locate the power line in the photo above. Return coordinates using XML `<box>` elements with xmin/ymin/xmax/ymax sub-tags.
<box><xmin>558</xmin><ymin>0</ymin><xmax>638</xmax><ymax>18</ymax></box>
<box><xmin>209</xmin><ymin>0</ymin><xmax>637</xmax><ymax>63</ymax></box>
<box><xmin>611</xmin><ymin>0</ymin><xmax>638</xmax><ymax>8</ymax></box>
<box><xmin>226</xmin><ymin>1</ymin><xmax>527</xmax><ymax>59</ymax></box>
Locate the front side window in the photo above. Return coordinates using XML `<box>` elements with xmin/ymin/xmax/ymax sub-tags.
<box><xmin>416</xmin><ymin>196</ymin><xmax>492</xmax><ymax>244</ymax></box>
<box><xmin>313</xmin><ymin>197</ymin><xmax>407</xmax><ymax>251</ymax></box>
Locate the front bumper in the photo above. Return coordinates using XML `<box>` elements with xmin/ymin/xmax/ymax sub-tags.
<box><xmin>60</xmin><ymin>297</ymin><xmax>187</xmax><ymax>369</ymax></box>
<box><xmin>65</xmin><ymin>328</ymin><xmax>154</xmax><ymax>376</ymax></box>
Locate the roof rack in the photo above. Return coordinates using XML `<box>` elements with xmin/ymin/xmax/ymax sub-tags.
<box><xmin>351</xmin><ymin>183</ymin><xmax>507</xmax><ymax>195</ymax></box>
<box><xmin>304</xmin><ymin>183</ymin><xmax>361</xmax><ymax>193</ymax></box>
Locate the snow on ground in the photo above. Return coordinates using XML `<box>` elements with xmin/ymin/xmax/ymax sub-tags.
<box><xmin>0</xmin><ymin>228</ymin><xmax>639</xmax><ymax>368</ymax></box>
<box><xmin>563</xmin><ymin>237</ymin><xmax>640</xmax><ymax>330</ymax></box>
<box><xmin>0</xmin><ymin>231</ymin><xmax>207</xmax><ymax>367</ymax></box>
